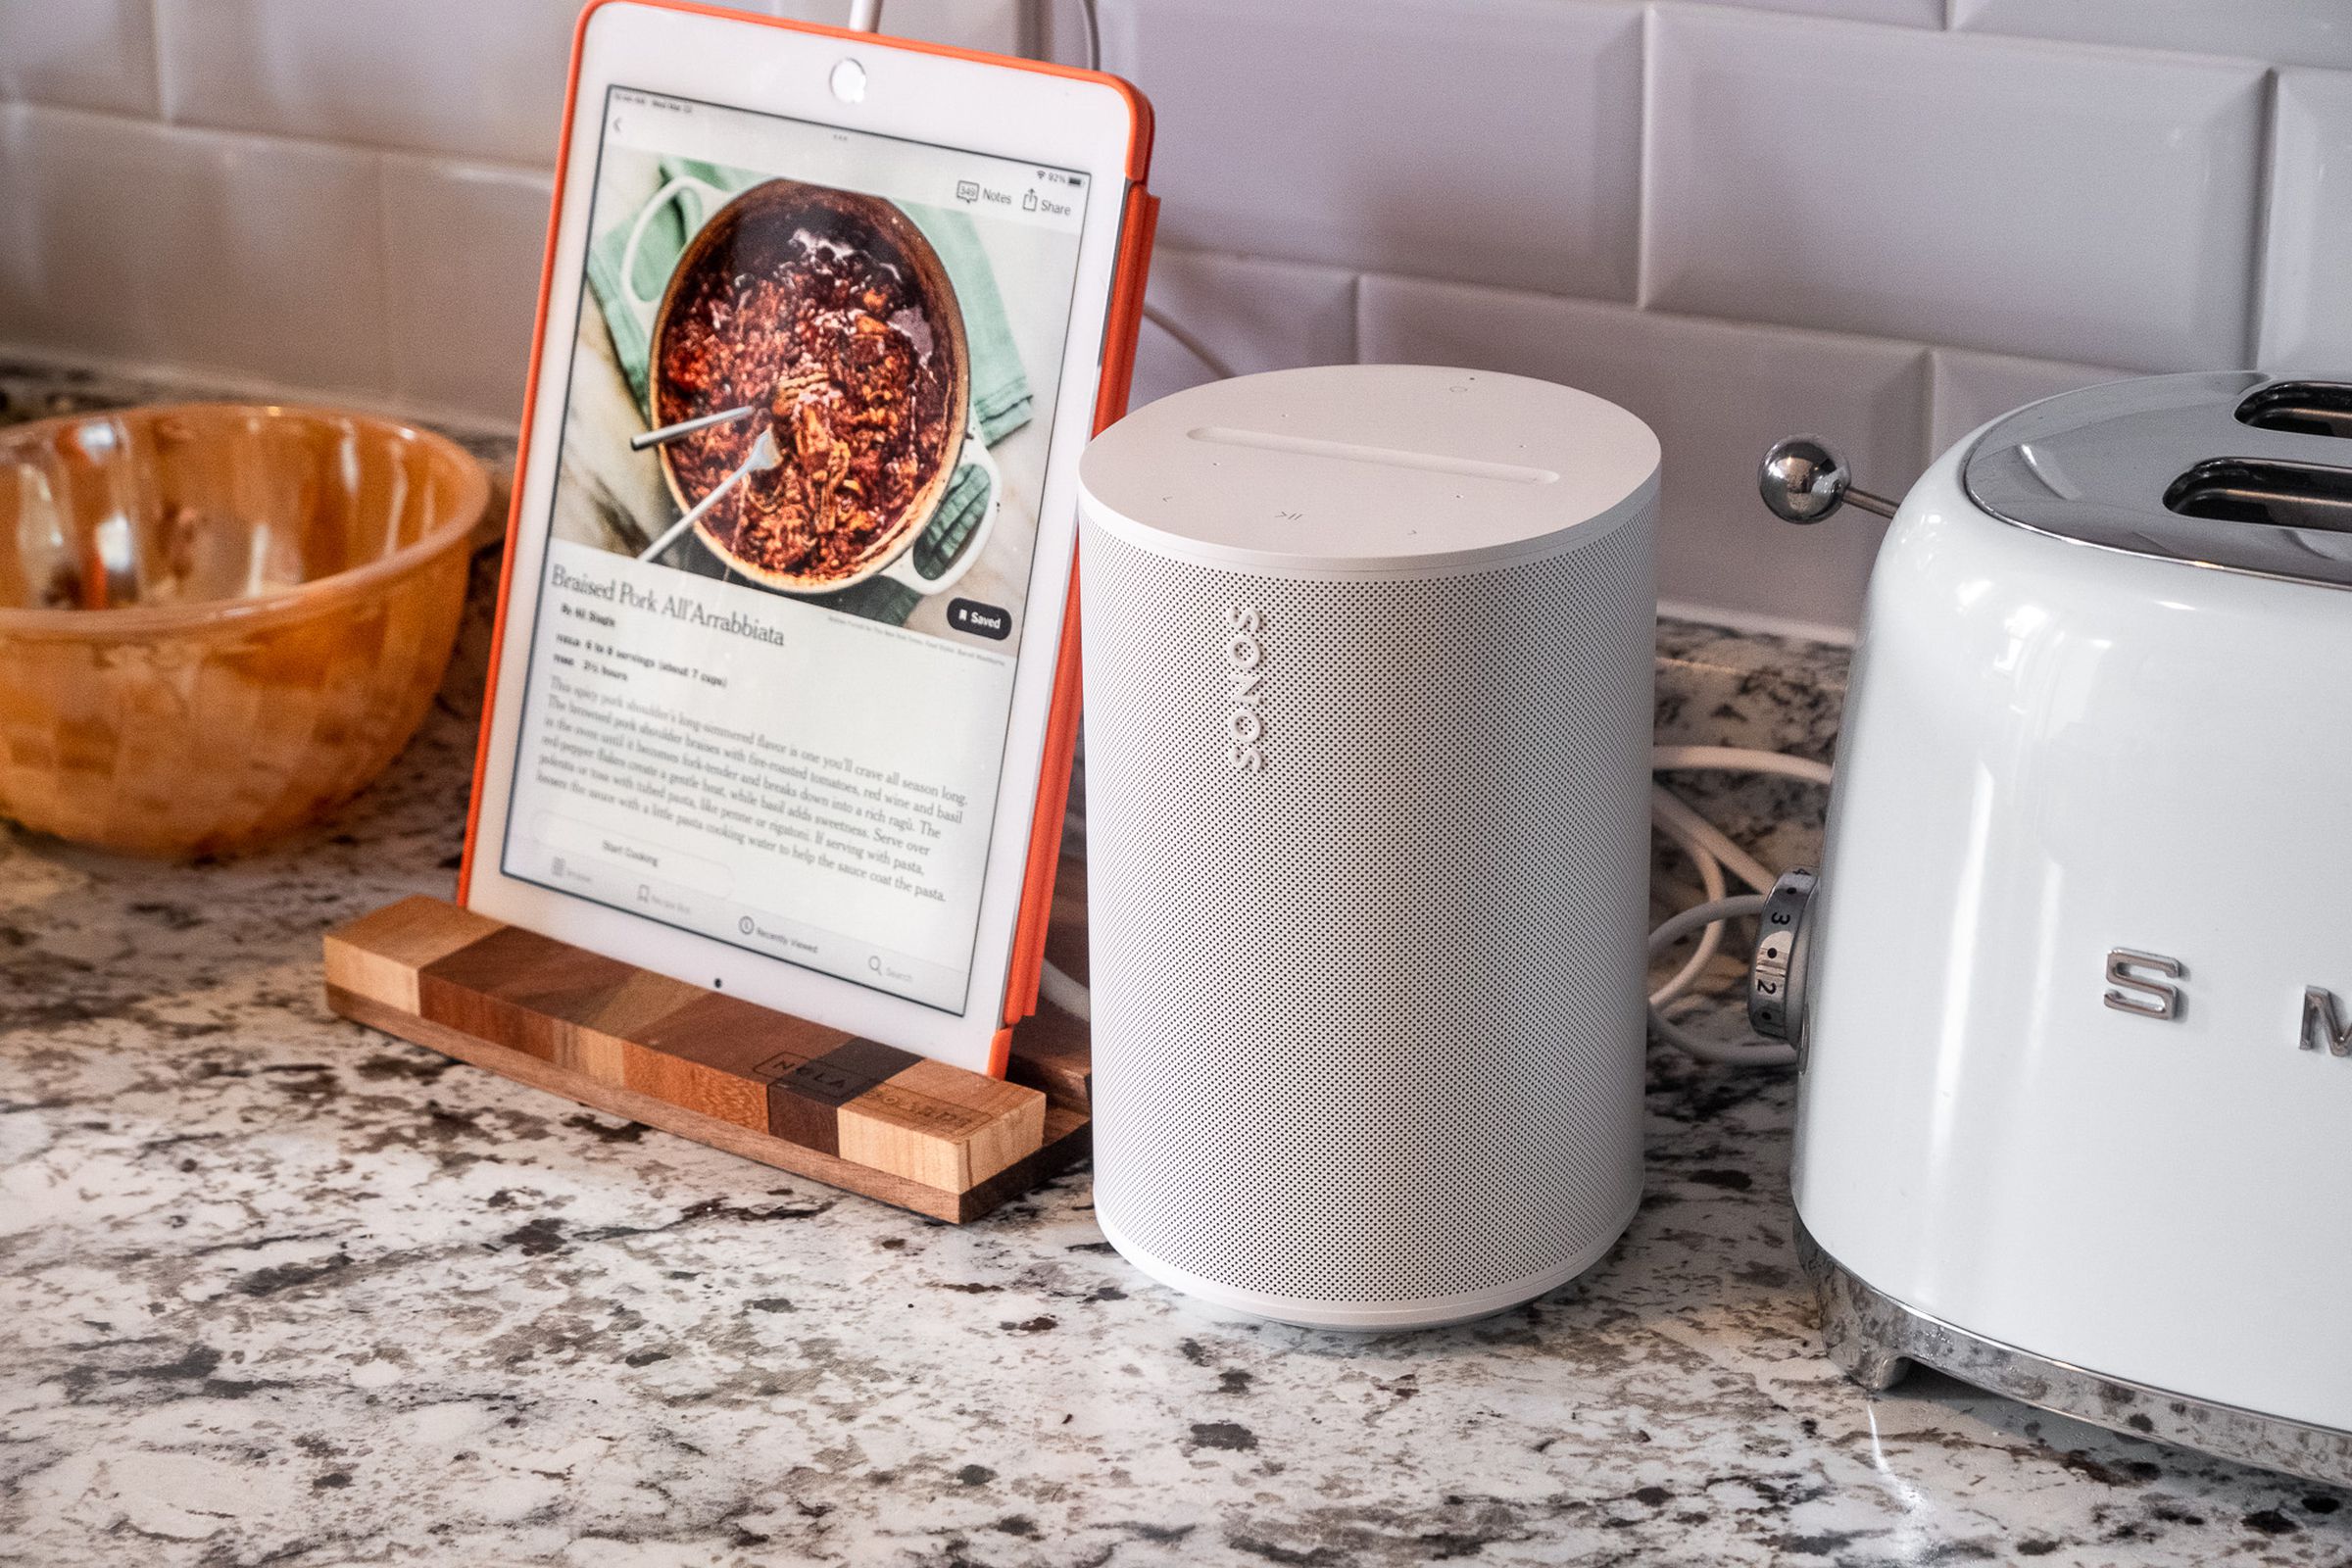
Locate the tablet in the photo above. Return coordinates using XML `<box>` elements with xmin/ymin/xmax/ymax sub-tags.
<box><xmin>459</xmin><ymin>0</ymin><xmax>1155</xmax><ymax>1075</ymax></box>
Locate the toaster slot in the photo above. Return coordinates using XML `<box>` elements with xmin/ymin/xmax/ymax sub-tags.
<box><xmin>2163</xmin><ymin>457</ymin><xmax>2352</xmax><ymax>532</ymax></box>
<box><xmin>2235</xmin><ymin>380</ymin><xmax>2352</xmax><ymax>438</ymax></box>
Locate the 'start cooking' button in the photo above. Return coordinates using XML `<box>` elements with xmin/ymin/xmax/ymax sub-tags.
<box><xmin>948</xmin><ymin>598</ymin><xmax>1012</xmax><ymax>640</ymax></box>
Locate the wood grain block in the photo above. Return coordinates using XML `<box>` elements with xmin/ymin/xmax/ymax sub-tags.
<box><xmin>322</xmin><ymin>896</ymin><xmax>1085</xmax><ymax>1222</ymax></box>
<box><xmin>323</xmin><ymin>896</ymin><xmax>502</xmax><ymax>1011</ymax></box>
<box><xmin>554</xmin><ymin>967</ymin><xmax>706</xmax><ymax>1081</ymax></box>
<box><xmin>1007</xmin><ymin>999</ymin><xmax>1092</xmax><ymax>1113</ymax></box>
<box><xmin>416</xmin><ymin>924</ymin><xmax>635</xmax><ymax>1062</ymax></box>
<box><xmin>839</xmin><ymin>1056</ymin><xmax>1046</xmax><ymax>1189</ymax></box>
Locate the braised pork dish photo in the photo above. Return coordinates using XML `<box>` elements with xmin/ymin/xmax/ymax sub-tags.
<box><xmin>649</xmin><ymin>183</ymin><xmax>968</xmax><ymax>589</ymax></box>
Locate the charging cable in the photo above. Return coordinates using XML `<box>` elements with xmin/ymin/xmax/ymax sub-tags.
<box><xmin>1640</xmin><ymin>745</ymin><xmax>1829</xmax><ymax>1065</ymax></box>
<box><xmin>833</xmin><ymin>0</ymin><xmax>1207</xmax><ymax>1023</ymax></box>
<box><xmin>1038</xmin><ymin>746</ymin><xmax>1826</xmax><ymax>1066</ymax></box>
<box><xmin>1648</xmin><ymin>792</ymin><xmax>1729</xmax><ymax>1004</ymax></box>
<box><xmin>1645</xmin><ymin>896</ymin><xmax>1793</xmax><ymax>1066</ymax></box>
<box><xmin>1142</xmin><ymin>303</ymin><xmax>1240</xmax><ymax>383</ymax></box>
<box><xmin>904</xmin><ymin>0</ymin><xmax>1817</xmax><ymax>1064</ymax></box>
<box><xmin>1059</xmin><ymin>0</ymin><xmax>1239</xmax><ymax>384</ymax></box>
<box><xmin>1040</xmin><ymin>955</ymin><xmax>1093</xmax><ymax>1023</ymax></box>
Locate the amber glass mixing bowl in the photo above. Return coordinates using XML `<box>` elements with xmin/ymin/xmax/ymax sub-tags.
<box><xmin>0</xmin><ymin>403</ymin><xmax>490</xmax><ymax>857</ymax></box>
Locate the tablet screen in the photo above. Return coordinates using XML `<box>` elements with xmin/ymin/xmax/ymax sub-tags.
<box><xmin>500</xmin><ymin>84</ymin><xmax>1093</xmax><ymax>1015</ymax></box>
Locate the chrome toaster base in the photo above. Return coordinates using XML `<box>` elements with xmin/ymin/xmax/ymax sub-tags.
<box><xmin>1794</xmin><ymin>1219</ymin><xmax>2352</xmax><ymax>1490</ymax></box>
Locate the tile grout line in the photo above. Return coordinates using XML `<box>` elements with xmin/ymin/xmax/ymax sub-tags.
<box><xmin>147</xmin><ymin>0</ymin><xmax>171</xmax><ymax>123</ymax></box>
<box><xmin>3</xmin><ymin>3</ymin><xmax>2332</xmax><ymax>433</ymax></box>
<box><xmin>0</xmin><ymin>335</ymin><xmax>516</xmax><ymax>439</ymax></box>
<box><xmin>2243</xmin><ymin>67</ymin><xmax>2282</xmax><ymax>367</ymax></box>
<box><xmin>371</xmin><ymin>146</ymin><xmax>404</xmax><ymax>410</ymax></box>
<box><xmin>1635</xmin><ymin>3</ymin><xmax>1660</xmax><ymax>311</ymax></box>
<box><xmin>7</xmin><ymin>97</ymin><xmax>558</xmax><ymax>184</ymax></box>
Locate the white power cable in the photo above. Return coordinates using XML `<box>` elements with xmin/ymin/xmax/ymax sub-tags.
<box><xmin>1066</xmin><ymin>0</ymin><xmax>1237</xmax><ymax>387</ymax></box>
<box><xmin>1034</xmin><ymin>752</ymin><xmax>1825</xmax><ymax>1060</ymax></box>
<box><xmin>1640</xmin><ymin>746</ymin><xmax>1833</xmax><ymax>1064</ymax></box>
<box><xmin>1650</xmin><ymin>784</ymin><xmax>1776</xmax><ymax>897</ymax></box>
<box><xmin>1141</xmin><ymin>301</ymin><xmax>1239</xmax><ymax>382</ymax></box>
<box><xmin>1654</xmin><ymin>744</ymin><xmax>1834</xmax><ymax>788</ymax></box>
<box><xmin>1646</xmin><ymin>897</ymin><xmax>1795</xmax><ymax>1066</ymax></box>
<box><xmin>1647</xmin><ymin>804</ymin><xmax>1727</xmax><ymax>1006</ymax></box>
<box><xmin>1050</xmin><ymin>1</ymin><xmax>1239</xmax><ymax>391</ymax></box>
<box><xmin>847</xmin><ymin>0</ymin><xmax>1803</xmax><ymax>1070</ymax></box>
<box><xmin>1037</xmin><ymin>0</ymin><xmax>1823</xmax><ymax>1068</ymax></box>
<box><xmin>1040</xmin><ymin>957</ymin><xmax>1092</xmax><ymax>1023</ymax></box>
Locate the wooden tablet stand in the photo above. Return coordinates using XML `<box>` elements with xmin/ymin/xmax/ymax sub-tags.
<box><xmin>323</xmin><ymin>895</ymin><xmax>1093</xmax><ymax>1222</ymax></box>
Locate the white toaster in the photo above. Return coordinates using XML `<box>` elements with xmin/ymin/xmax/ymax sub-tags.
<box><xmin>1750</xmin><ymin>371</ymin><xmax>2352</xmax><ymax>1486</ymax></box>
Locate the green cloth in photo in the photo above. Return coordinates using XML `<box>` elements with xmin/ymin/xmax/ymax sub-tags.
<box><xmin>583</xmin><ymin>159</ymin><xmax>1028</xmax><ymax>625</ymax></box>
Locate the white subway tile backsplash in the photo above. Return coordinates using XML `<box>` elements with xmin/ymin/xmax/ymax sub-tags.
<box><xmin>1129</xmin><ymin>250</ymin><xmax>1355</xmax><ymax>411</ymax></box>
<box><xmin>1100</xmin><ymin>0</ymin><xmax>1643</xmax><ymax>298</ymax></box>
<box><xmin>1953</xmin><ymin>0</ymin><xmax>2352</xmax><ymax>73</ymax></box>
<box><xmin>2</xmin><ymin>107</ymin><xmax>387</xmax><ymax>393</ymax></box>
<box><xmin>0</xmin><ymin>0</ymin><xmax>158</xmax><ymax>118</ymax></box>
<box><xmin>1642</xmin><ymin>9</ymin><xmax>2268</xmax><ymax>372</ymax></box>
<box><xmin>2</xmin><ymin>0</ymin><xmax>2346</xmax><ymax>636</ymax></box>
<box><xmin>155</xmin><ymin>0</ymin><xmax>586</xmax><ymax>166</ymax></box>
<box><xmin>382</xmin><ymin>157</ymin><xmax>553</xmax><ymax>423</ymax></box>
<box><xmin>1926</xmin><ymin>348</ymin><xmax>2129</xmax><ymax>453</ymax></box>
<box><xmin>1359</xmin><ymin>273</ymin><xmax>1928</xmax><ymax>631</ymax></box>
<box><xmin>152</xmin><ymin>0</ymin><xmax>1015</xmax><ymax>167</ymax></box>
<box><xmin>2259</xmin><ymin>69</ymin><xmax>2352</xmax><ymax>375</ymax></box>
<box><xmin>1700</xmin><ymin>0</ymin><xmax>1940</xmax><ymax>28</ymax></box>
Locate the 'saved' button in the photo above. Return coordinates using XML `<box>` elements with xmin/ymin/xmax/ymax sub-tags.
<box><xmin>948</xmin><ymin>598</ymin><xmax>1011</xmax><ymax>640</ymax></box>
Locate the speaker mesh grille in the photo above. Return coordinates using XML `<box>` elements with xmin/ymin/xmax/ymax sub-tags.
<box><xmin>1080</xmin><ymin>513</ymin><xmax>1653</xmax><ymax>1304</ymax></box>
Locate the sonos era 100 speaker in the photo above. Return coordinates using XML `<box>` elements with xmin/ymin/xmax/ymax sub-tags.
<box><xmin>1076</xmin><ymin>365</ymin><xmax>1660</xmax><ymax>1329</ymax></box>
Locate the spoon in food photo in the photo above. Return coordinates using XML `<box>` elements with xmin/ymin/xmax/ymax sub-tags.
<box><xmin>636</xmin><ymin>423</ymin><xmax>782</xmax><ymax>562</ymax></box>
<box><xmin>628</xmin><ymin>403</ymin><xmax>756</xmax><ymax>451</ymax></box>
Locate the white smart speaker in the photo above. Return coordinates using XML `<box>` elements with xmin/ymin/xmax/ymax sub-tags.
<box><xmin>1076</xmin><ymin>365</ymin><xmax>1660</xmax><ymax>1329</ymax></box>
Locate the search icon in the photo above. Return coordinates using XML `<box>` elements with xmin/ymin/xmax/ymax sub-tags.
<box><xmin>867</xmin><ymin>955</ymin><xmax>883</xmax><ymax>973</ymax></box>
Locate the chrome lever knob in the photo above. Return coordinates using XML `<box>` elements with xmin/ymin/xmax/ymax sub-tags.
<box><xmin>1758</xmin><ymin>436</ymin><xmax>1899</xmax><ymax>523</ymax></box>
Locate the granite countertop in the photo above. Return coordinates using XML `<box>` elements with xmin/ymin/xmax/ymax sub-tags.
<box><xmin>2</xmin><ymin>365</ymin><xmax>2347</xmax><ymax>1567</ymax></box>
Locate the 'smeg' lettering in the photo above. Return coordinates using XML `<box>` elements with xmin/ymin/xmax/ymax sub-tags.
<box><xmin>2301</xmin><ymin>987</ymin><xmax>2352</xmax><ymax>1056</ymax></box>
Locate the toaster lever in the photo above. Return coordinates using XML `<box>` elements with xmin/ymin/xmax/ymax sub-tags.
<box><xmin>1758</xmin><ymin>437</ymin><xmax>1898</xmax><ymax>524</ymax></box>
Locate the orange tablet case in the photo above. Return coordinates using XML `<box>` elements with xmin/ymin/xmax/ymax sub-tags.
<box><xmin>456</xmin><ymin>0</ymin><xmax>1156</xmax><ymax>1078</ymax></box>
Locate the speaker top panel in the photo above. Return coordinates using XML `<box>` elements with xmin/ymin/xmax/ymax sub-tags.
<box><xmin>1078</xmin><ymin>365</ymin><xmax>1660</xmax><ymax>580</ymax></box>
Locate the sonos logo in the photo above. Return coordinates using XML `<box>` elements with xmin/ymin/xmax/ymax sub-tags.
<box><xmin>1222</xmin><ymin>606</ymin><xmax>1266</xmax><ymax>773</ymax></box>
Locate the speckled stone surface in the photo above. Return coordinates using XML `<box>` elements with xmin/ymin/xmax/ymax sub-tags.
<box><xmin>1652</xmin><ymin>619</ymin><xmax>1847</xmax><ymax>885</ymax></box>
<box><xmin>2</xmin><ymin>367</ymin><xmax>2348</xmax><ymax>1567</ymax></box>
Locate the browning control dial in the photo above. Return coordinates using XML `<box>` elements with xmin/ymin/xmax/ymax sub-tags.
<box><xmin>1748</xmin><ymin>867</ymin><xmax>1818</xmax><ymax>1051</ymax></box>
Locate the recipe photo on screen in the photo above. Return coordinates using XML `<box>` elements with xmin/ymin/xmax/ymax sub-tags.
<box><xmin>501</xmin><ymin>85</ymin><xmax>1092</xmax><ymax>1014</ymax></box>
